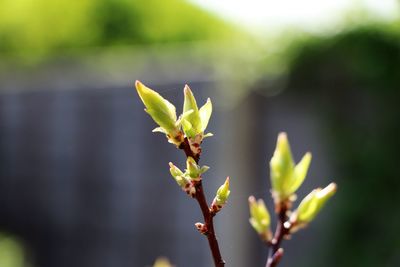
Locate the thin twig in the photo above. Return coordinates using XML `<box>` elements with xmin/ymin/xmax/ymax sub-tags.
<box><xmin>179</xmin><ymin>138</ymin><xmax>225</xmax><ymax>267</ymax></box>
<box><xmin>266</xmin><ymin>203</ymin><xmax>291</xmax><ymax>267</ymax></box>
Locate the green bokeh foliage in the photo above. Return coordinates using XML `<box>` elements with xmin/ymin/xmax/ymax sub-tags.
<box><xmin>0</xmin><ymin>0</ymin><xmax>234</xmax><ymax>63</ymax></box>
<box><xmin>285</xmin><ymin>23</ymin><xmax>400</xmax><ymax>267</ymax></box>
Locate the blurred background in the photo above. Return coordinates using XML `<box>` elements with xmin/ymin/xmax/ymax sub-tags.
<box><xmin>0</xmin><ymin>0</ymin><xmax>399</xmax><ymax>266</ymax></box>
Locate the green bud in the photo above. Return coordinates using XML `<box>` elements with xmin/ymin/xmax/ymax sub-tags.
<box><xmin>210</xmin><ymin>177</ymin><xmax>231</xmax><ymax>213</ymax></box>
<box><xmin>135</xmin><ymin>81</ymin><xmax>182</xmax><ymax>145</ymax></box>
<box><xmin>169</xmin><ymin>162</ymin><xmax>187</xmax><ymax>187</ymax></box>
<box><xmin>182</xmin><ymin>85</ymin><xmax>202</xmax><ymax>138</ymax></box>
<box><xmin>182</xmin><ymin>85</ymin><xmax>213</xmax><ymax>139</ymax></box>
<box><xmin>293</xmin><ymin>183</ymin><xmax>337</xmax><ymax>224</ymax></box>
<box><xmin>248</xmin><ymin>196</ymin><xmax>272</xmax><ymax>240</ymax></box>
<box><xmin>270</xmin><ymin>132</ymin><xmax>312</xmax><ymax>201</ymax></box>
<box><xmin>169</xmin><ymin>162</ymin><xmax>183</xmax><ymax>177</ymax></box>
<box><xmin>182</xmin><ymin>157</ymin><xmax>209</xmax><ymax>182</ymax></box>
<box><xmin>168</xmin><ymin>162</ymin><xmax>196</xmax><ymax>197</ymax></box>
<box><xmin>186</xmin><ymin>157</ymin><xmax>199</xmax><ymax>178</ymax></box>
<box><xmin>216</xmin><ymin>177</ymin><xmax>231</xmax><ymax>204</ymax></box>
<box><xmin>289</xmin><ymin>152</ymin><xmax>312</xmax><ymax>194</ymax></box>
<box><xmin>195</xmin><ymin>222</ymin><xmax>208</xmax><ymax>235</ymax></box>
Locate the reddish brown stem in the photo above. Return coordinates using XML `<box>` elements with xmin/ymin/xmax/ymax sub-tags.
<box><xmin>266</xmin><ymin>203</ymin><xmax>291</xmax><ymax>267</ymax></box>
<box><xmin>179</xmin><ymin>137</ymin><xmax>200</xmax><ymax>163</ymax></box>
<box><xmin>195</xmin><ymin>181</ymin><xmax>225</xmax><ymax>267</ymax></box>
<box><xmin>179</xmin><ymin>138</ymin><xmax>225</xmax><ymax>267</ymax></box>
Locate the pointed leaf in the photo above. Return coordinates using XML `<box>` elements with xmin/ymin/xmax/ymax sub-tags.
<box><xmin>215</xmin><ymin>177</ymin><xmax>231</xmax><ymax>204</ymax></box>
<box><xmin>203</xmin><ymin>132</ymin><xmax>214</xmax><ymax>138</ymax></box>
<box><xmin>183</xmin><ymin>85</ymin><xmax>201</xmax><ymax>136</ymax></box>
<box><xmin>199</xmin><ymin>98</ymin><xmax>212</xmax><ymax>131</ymax></box>
<box><xmin>248</xmin><ymin>196</ymin><xmax>271</xmax><ymax>235</ymax></box>
<box><xmin>199</xmin><ymin>165</ymin><xmax>210</xmax><ymax>174</ymax></box>
<box><xmin>152</xmin><ymin>127</ymin><xmax>166</xmax><ymax>134</ymax></box>
<box><xmin>289</xmin><ymin>152</ymin><xmax>312</xmax><ymax>194</ymax></box>
<box><xmin>296</xmin><ymin>183</ymin><xmax>337</xmax><ymax>223</ymax></box>
<box><xmin>270</xmin><ymin>132</ymin><xmax>294</xmax><ymax>199</ymax></box>
<box><xmin>135</xmin><ymin>81</ymin><xmax>178</xmax><ymax>133</ymax></box>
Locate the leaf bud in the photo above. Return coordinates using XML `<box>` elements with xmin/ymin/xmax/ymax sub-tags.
<box><xmin>270</xmin><ymin>132</ymin><xmax>312</xmax><ymax>202</ymax></box>
<box><xmin>248</xmin><ymin>196</ymin><xmax>272</xmax><ymax>241</ymax></box>
<box><xmin>210</xmin><ymin>177</ymin><xmax>231</xmax><ymax>213</ymax></box>
<box><xmin>135</xmin><ymin>81</ymin><xmax>183</xmax><ymax>146</ymax></box>
<box><xmin>291</xmin><ymin>183</ymin><xmax>337</xmax><ymax>227</ymax></box>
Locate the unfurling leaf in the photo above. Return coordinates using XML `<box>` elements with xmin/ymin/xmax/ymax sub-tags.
<box><xmin>211</xmin><ymin>177</ymin><xmax>231</xmax><ymax>213</ymax></box>
<box><xmin>248</xmin><ymin>196</ymin><xmax>272</xmax><ymax>241</ymax></box>
<box><xmin>168</xmin><ymin>162</ymin><xmax>196</xmax><ymax>197</ymax></box>
<box><xmin>183</xmin><ymin>85</ymin><xmax>201</xmax><ymax>138</ymax></box>
<box><xmin>270</xmin><ymin>132</ymin><xmax>312</xmax><ymax>202</ymax></box>
<box><xmin>291</xmin><ymin>183</ymin><xmax>337</xmax><ymax>226</ymax></box>
<box><xmin>199</xmin><ymin>98</ymin><xmax>212</xmax><ymax>132</ymax></box>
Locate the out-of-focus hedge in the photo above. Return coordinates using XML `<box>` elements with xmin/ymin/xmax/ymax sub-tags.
<box><xmin>0</xmin><ymin>0</ymin><xmax>234</xmax><ymax>62</ymax></box>
<box><xmin>284</xmin><ymin>23</ymin><xmax>400</xmax><ymax>267</ymax></box>
<box><xmin>287</xmin><ymin>24</ymin><xmax>400</xmax><ymax>92</ymax></box>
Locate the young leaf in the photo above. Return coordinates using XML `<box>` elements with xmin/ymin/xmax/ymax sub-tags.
<box><xmin>294</xmin><ymin>183</ymin><xmax>337</xmax><ymax>224</ymax></box>
<box><xmin>199</xmin><ymin>98</ymin><xmax>212</xmax><ymax>132</ymax></box>
<box><xmin>270</xmin><ymin>132</ymin><xmax>295</xmax><ymax>200</ymax></box>
<box><xmin>183</xmin><ymin>85</ymin><xmax>202</xmax><ymax>137</ymax></box>
<box><xmin>248</xmin><ymin>196</ymin><xmax>272</xmax><ymax>241</ymax></box>
<box><xmin>211</xmin><ymin>177</ymin><xmax>231</xmax><ymax>213</ymax></box>
<box><xmin>135</xmin><ymin>81</ymin><xmax>178</xmax><ymax>134</ymax></box>
<box><xmin>288</xmin><ymin>152</ymin><xmax>312</xmax><ymax>194</ymax></box>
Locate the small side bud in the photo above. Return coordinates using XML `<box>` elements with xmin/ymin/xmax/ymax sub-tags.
<box><xmin>186</xmin><ymin>157</ymin><xmax>202</xmax><ymax>181</ymax></box>
<box><xmin>195</xmin><ymin>222</ymin><xmax>208</xmax><ymax>235</ymax></box>
<box><xmin>199</xmin><ymin>98</ymin><xmax>212</xmax><ymax>132</ymax></box>
<box><xmin>168</xmin><ymin>162</ymin><xmax>196</xmax><ymax>198</ymax></box>
<box><xmin>248</xmin><ymin>196</ymin><xmax>272</xmax><ymax>241</ymax></box>
<box><xmin>210</xmin><ymin>177</ymin><xmax>231</xmax><ymax>213</ymax></box>
<box><xmin>291</xmin><ymin>183</ymin><xmax>337</xmax><ymax>230</ymax></box>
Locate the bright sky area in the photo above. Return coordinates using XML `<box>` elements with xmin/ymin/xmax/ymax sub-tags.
<box><xmin>189</xmin><ymin>0</ymin><xmax>399</xmax><ymax>33</ymax></box>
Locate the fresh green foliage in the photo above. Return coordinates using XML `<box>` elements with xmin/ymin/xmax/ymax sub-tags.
<box><xmin>282</xmin><ymin>24</ymin><xmax>400</xmax><ymax>267</ymax></box>
<box><xmin>248</xmin><ymin>196</ymin><xmax>272</xmax><ymax>241</ymax></box>
<box><xmin>270</xmin><ymin>132</ymin><xmax>312</xmax><ymax>202</ymax></box>
<box><xmin>136</xmin><ymin>81</ymin><xmax>228</xmax><ymax>266</ymax></box>
<box><xmin>292</xmin><ymin>183</ymin><xmax>337</xmax><ymax>225</ymax></box>
<box><xmin>0</xmin><ymin>0</ymin><xmax>235</xmax><ymax>62</ymax></box>
<box><xmin>211</xmin><ymin>177</ymin><xmax>231</xmax><ymax>213</ymax></box>
<box><xmin>136</xmin><ymin>82</ymin><xmax>337</xmax><ymax>267</ymax></box>
<box><xmin>249</xmin><ymin>132</ymin><xmax>336</xmax><ymax>267</ymax></box>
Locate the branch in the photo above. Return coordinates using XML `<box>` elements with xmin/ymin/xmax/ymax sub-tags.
<box><xmin>266</xmin><ymin>202</ymin><xmax>291</xmax><ymax>267</ymax></box>
<box><xmin>179</xmin><ymin>138</ymin><xmax>225</xmax><ymax>267</ymax></box>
